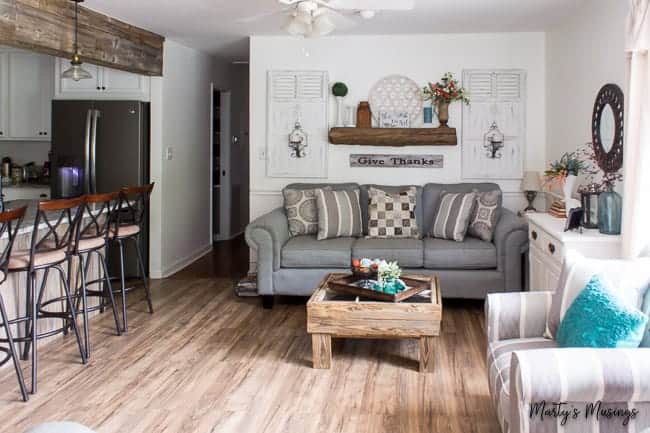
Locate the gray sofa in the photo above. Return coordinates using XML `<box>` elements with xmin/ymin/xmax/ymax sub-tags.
<box><xmin>246</xmin><ymin>182</ymin><xmax>528</xmax><ymax>307</ymax></box>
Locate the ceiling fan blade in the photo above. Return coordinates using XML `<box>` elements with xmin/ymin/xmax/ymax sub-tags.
<box><xmin>324</xmin><ymin>0</ymin><xmax>414</xmax><ymax>10</ymax></box>
<box><xmin>234</xmin><ymin>7</ymin><xmax>291</xmax><ymax>24</ymax></box>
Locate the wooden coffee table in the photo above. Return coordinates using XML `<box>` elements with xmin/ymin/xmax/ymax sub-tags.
<box><xmin>307</xmin><ymin>273</ymin><xmax>442</xmax><ymax>372</ymax></box>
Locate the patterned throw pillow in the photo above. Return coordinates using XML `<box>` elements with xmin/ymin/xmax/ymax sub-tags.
<box><xmin>431</xmin><ymin>191</ymin><xmax>477</xmax><ymax>242</ymax></box>
<box><xmin>467</xmin><ymin>190</ymin><xmax>501</xmax><ymax>242</ymax></box>
<box><xmin>316</xmin><ymin>189</ymin><xmax>363</xmax><ymax>240</ymax></box>
<box><xmin>367</xmin><ymin>187</ymin><xmax>419</xmax><ymax>239</ymax></box>
<box><xmin>283</xmin><ymin>188</ymin><xmax>322</xmax><ymax>237</ymax></box>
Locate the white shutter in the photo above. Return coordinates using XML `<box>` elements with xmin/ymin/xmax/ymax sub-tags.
<box><xmin>461</xmin><ymin>69</ymin><xmax>526</xmax><ymax>180</ymax></box>
<box><xmin>267</xmin><ymin>70</ymin><xmax>329</xmax><ymax>178</ymax></box>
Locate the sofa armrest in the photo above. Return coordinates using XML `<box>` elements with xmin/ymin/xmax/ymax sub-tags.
<box><xmin>485</xmin><ymin>291</ymin><xmax>552</xmax><ymax>343</ymax></box>
<box><xmin>245</xmin><ymin>207</ymin><xmax>290</xmax><ymax>295</ymax></box>
<box><xmin>493</xmin><ymin>208</ymin><xmax>529</xmax><ymax>291</ymax></box>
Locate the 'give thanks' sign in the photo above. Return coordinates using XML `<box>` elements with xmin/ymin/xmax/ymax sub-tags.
<box><xmin>350</xmin><ymin>154</ymin><xmax>443</xmax><ymax>168</ymax></box>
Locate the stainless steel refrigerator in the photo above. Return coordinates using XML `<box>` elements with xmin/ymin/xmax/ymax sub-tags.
<box><xmin>51</xmin><ymin>100</ymin><xmax>150</xmax><ymax>276</ymax></box>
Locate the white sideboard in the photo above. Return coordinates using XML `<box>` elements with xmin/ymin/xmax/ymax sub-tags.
<box><xmin>527</xmin><ymin>213</ymin><xmax>621</xmax><ymax>291</ymax></box>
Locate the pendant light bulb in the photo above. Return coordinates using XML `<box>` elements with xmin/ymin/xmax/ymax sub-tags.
<box><xmin>61</xmin><ymin>0</ymin><xmax>92</xmax><ymax>81</ymax></box>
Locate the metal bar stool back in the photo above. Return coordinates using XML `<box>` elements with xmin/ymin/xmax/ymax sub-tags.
<box><xmin>71</xmin><ymin>192</ymin><xmax>122</xmax><ymax>358</ymax></box>
<box><xmin>111</xmin><ymin>183</ymin><xmax>154</xmax><ymax>332</ymax></box>
<box><xmin>0</xmin><ymin>205</ymin><xmax>28</xmax><ymax>401</ymax></box>
<box><xmin>9</xmin><ymin>197</ymin><xmax>87</xmax><ymax>394</ymax></box>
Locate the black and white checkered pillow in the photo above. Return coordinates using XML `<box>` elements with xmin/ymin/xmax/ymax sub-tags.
<box><xmin>367</xmin><ymin>187</ymin><xmax>419</xmax><ymax>239</ymax></box>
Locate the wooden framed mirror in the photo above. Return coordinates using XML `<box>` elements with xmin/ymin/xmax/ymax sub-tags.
<box><xmin>592</xmin><ymin>84</ymin><xmax>624</xmax><ymax>173</ymax></box>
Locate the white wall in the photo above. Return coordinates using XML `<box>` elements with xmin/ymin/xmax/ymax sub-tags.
<box><xmin>149</xmin><ymin>40</ymin><xmax>217</xmax><ymax>278</ymax></box>
<box><xmin>546</xmin><ymin>0</ymin><xmax>628</xmax><ymax>164</ymax></box>
<box><xmin>249</xmin><ymin>33</ymin><xmax>546</xmax><ymax>219</ymax></box>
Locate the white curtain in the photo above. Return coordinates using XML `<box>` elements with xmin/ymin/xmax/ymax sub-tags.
<box><xmin>622</xmin><ymin>0</ymin><xmax>650</xmax><ymax>258</ymax></box>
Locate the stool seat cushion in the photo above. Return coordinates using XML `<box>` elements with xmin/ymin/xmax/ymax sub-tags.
<box><xmin>24</xmin><ymin>421</ymin><xmax>97</xmax><ymax>433</ymax></box>
<box><xmin>76</xmin><ymin>236</ymin><xmax>106</xmax><ymax>251</ymax></box>
<box><xmin>9</xmin><ymin>248</ymin><xmax>67</xmax><ymax>270</ymax></box>
<box><xmin>110</xmin><ymin>224</ymin><xmax>140</xmax><ymax>239</ymax></box>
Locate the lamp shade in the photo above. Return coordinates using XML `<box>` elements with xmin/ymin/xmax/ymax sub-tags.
<box><xmin>521</xmin><ymin>171</ymin><xmax>541</xmax><ymax>192</ymax></box>
<box><xmin>61</xmin><ymin>62</ymin><xmax>92</xmax><ymax>81</ymax></box>
<box><xmin>311</xmin><ymin>12</ymin><xmax>335</xmax><ymax>36</ymax></box>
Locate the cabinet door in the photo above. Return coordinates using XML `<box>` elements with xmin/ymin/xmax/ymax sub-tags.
<box><xmin>8</xmin><ymin>52</ymin><xmax>46</xmax><ymax>139</ymax></box>
<box><xmin>529</xmin><ymin>245</ymin><xmax>545</xmax><ymax>291</ymax></box>
<box><xmin>101</xmin><ymin>67</ymin><xmax>150</xmax><ymax>100</ymax></box>
<box><xmin>39</xmin><ymin>56</ymin><xmax>54</xmax><ymax>137</ymax></box>
<box><xmin>0</xmin><ymin>52</ymin><xmax>8</xmax><ymax>139</ymax></box>
<box><xmin>55</xmin><ymin>57</ymin><xmax>102</xmax><ymax>96</ymax></box>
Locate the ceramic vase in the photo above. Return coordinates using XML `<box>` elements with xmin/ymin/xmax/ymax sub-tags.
<box><xmin>436</xmin><ymin>102</ymin><xmax>450</xmax><ymax>127</ymax></box>
<box><xmin>598</xmin><ymin>188</ymin><xmax>622</xmax><ymax>235</ymax></box>
<box><xmin>563</xmin><ymin>175</ymin><xmax>579</xmax><ymax>217</ymax></box>
<box><xmin>335</xmin><ymin>96</ymin><xmax>344</xmax><ymax>127</ymax></box>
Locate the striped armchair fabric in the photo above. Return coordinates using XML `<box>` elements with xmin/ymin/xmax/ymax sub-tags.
<box><xmin>486</xmin><ymin>291</ymin><xmax>650</xmax><ymax>433</ymax></box>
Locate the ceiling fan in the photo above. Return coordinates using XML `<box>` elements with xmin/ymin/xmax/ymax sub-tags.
<box><xmin>237</xmin><ymin>0</ymin><xmax>415</xmax><ymax>37</ymax></box>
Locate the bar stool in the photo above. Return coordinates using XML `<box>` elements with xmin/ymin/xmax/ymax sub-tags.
<box><xmin>10</xmin><ymin>198</ymin><xmax>86</xmax><ymax>394</ymax></box>
<box><xmin>0</xmin><ymin>205</ymin><xmax>29</xmax><ymax>401</ymax></box>
<box><xmin>70</xmin><ymin>193</ymin><xmax>122</xmax><ymax>358</ymax></box>
<box><xmin>110</xmin><ymin>183</ymin><xmax>154</xmax><ymax>332</ymax></box>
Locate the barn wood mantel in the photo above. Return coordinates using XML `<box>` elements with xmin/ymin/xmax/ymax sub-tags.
<box><xmin>329</xmin><ymin>127</ymin><xmax>458</xmax><ymax>146</ymax></box>
<box><xmin>0</xmin><ymin>0</ymin><xmax>164</xmax><ymax>76</ymax></box>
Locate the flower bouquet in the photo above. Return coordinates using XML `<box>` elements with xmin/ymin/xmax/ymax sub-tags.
<box><xmin>422</xmin><ymin>72</ymin><xmax>469</xmax><ymax>127</ymax></box>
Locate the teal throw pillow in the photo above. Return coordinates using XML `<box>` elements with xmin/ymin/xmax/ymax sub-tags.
<box><xmin>556</xmin><ymin>275</ymin><xmax>649</xmax><ymax>348</ymax></box>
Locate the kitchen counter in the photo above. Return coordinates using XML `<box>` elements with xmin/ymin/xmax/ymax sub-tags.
<box><xmin>2</xmin><ymin>184</ymin><xmax>50</xmax><ymax>202</ymax></box>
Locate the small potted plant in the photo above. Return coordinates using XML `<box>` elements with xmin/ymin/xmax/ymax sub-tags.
<box><xmin>422</xmin><ymin>73</ymin><xmax>469</xmax><ymax>127</ymax></box>
<box><xmin>332</xmin><ymin>82</ymin><xmax>349</xmax><ymax>127</ymax></box>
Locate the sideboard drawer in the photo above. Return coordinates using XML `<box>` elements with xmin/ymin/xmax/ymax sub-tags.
<box><xmin>530</xmin><ymin>224</ymin><xmax>563</xmax><ymax>265</ymax></box>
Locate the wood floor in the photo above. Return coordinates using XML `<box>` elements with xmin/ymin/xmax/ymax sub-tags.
<box><xmin>0</xmin><ymin>237</ymin><xmax>500</xmax><ymax>433</ymax></box>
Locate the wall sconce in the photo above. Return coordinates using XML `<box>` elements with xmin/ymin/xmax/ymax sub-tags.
<box><xmin>484</xmin><ymin>121</ymin><xmax>505</xmax><ymax>159</ymax></box>
<box><xmin>288</xmin><ymin>120</ymin><xmax>308</xmax><ymax>158</ymax></box>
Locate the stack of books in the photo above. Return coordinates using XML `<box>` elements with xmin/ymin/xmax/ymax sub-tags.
<box><xmin>548</xmin><ymin>200</ymin><xmax>567</xmax><ymax>219</ymax></box>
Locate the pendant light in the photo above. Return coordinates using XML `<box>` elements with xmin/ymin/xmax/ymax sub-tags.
<box><xmin>61</xmin><ymin>0</ymin><xmax>92</xmax><ymax>81</ymax></box>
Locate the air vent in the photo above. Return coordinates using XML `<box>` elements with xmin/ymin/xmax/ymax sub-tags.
<box><xmin>468</xmin><ymin>73</ymin><xmax>493</xmax><ymax>98</ymax></box>
<box><xmin>496</xmin><ymin>74</ymin><xmax>521</xmax><ymax>98</ymax></box>
<box><xmin>272</xmin><ymin>74</ymin><xmax>297</xmax><ymax>100</ymax></box>
<box><xmin>297</xmin><ymin>74</ymin><xmax>325</xmax><ymax>99</ymax></box>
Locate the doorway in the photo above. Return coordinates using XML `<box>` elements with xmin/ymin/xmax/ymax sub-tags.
<box><xmin>211</xmin><ymin>86</ymin><xmax>232</xmax><ymax>242</ymax></box>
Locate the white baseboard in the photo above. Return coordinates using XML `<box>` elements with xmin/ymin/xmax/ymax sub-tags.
<box><xmin>150</xmin><ymin>244</ymin><xmax>213</xmax><ymax>279</ymax></box>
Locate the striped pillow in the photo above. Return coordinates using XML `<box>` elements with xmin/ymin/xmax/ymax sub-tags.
<box><xmin>316</xmin><ymin>189</ymin><xmax>363</xmax><ymax>240</ymax></box>
<box><xmin>431</xmin><ymin>191</ymin><xmax>477</xmax><ymax>242</ymax></box>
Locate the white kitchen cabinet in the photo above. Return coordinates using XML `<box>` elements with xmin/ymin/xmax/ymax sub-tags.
<box><xmin>0</xmin><ymin>52</ymin><xmax>8</xmax><ymax>139</ymax></box>
<box><xmin>7</xmin><ymin>51</ymin><xmax>53</xmax><ymax>140</ymax></box>
<box><xmin>527</xmin><ymin>213</ymin><xmax>621</xmax><ymax>291</ymax></box>
<box><xmin>54</xmin><ymin>58</ymin><xmax>150</xmax><ymax>101</ymax></box>
<box><xmin>2</xmin><ymin>186</ymin><xmax>50</xmax><ymax>201</ymax></box>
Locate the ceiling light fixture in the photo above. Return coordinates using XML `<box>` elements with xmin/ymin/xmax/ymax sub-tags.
<box><xmin>311</xmin><ymin>12</ymin><xmax>335</xmax><ymax>36</ymax></box>
<box><xmin>61</xmin><ymin>0</ymin><xmax>92</xmax><ymax>81</ymax></box>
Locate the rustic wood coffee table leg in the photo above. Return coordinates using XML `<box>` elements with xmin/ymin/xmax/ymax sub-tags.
<box><xmin>419</xmin><ymin>336</ymin><xmax>435</xmax><ymax>372</ymax></box>
<box><xmin>312</xmin><ymin>334</ymin><xmax>332</xmax><ymax>369</ymax></box>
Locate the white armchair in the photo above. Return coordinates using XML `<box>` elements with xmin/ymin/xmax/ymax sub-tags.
<box><xmin>485</xmin><ymin>255</ymin><xmax>650</xmax><ymax>433</ymax></box>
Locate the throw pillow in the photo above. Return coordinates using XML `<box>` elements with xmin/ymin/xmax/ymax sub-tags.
<box><xmin>545</xmin><ymin>251</ymin><xmax>650</xmax><ymax>339</ymax></box>
<box><xmin>316</xmin><ymin>189</ymin><xmax>363</xmax><ymax>240</ymax></box>
<box><xmin>366</xmin><ymin>187</ymin><xmax>419</xmax><ymax>239</ymax></box>
<box><xmin>556</xmin><ymin>275</ymin><xmax>649</xmax><ymax>348</ymax></box>
<box><xmin>431</xmin><ymin>191</ymin><xmax>477</xmax><ymax>242</ymax></box>
<box><xmin>467</xmin><ymin>190</ymin><xmax>501</xmax><ymax>241</ymax></box>
<box><xmin>283</xmin><ymin>187</ymin><xmax>324</xmax><ymax>237</ymax></box>
<box><xmin>641</xmin><ymin>289</ymin><xmax>650</xmax><ymax>347</ymax></box>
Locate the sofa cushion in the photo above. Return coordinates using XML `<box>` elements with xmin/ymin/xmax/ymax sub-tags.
<box><xmin>431</xmin><ymin>191</ymin><xmax>477</xmax><ymax>242</ymax></box>
<box><xmin>487</xmin><ymin>338</ymin><xmax>557</xmax><ymax>433</ymax></box>
<box><xmin>360</xmin><ymin>185</ymin><xmax>423</xmax><ymax>235</ymax></box>
<box><xmin>281</xmin><ymin>236</ymin><xmax>354</xmax><ymax>268</ymax></box>
<box><xmin>422</xmin><ymin>183</ymin><xmax>502</xmax><ymax>235</ymax></box>
<box><xmin>352</xmin><ymin>238</ymin><xmax>424</xmax><ymax>267</ymax></box>
<box><xmin>316</xmin><ymin>189</ymin><xmax>363</xmax><ymax>240</ymax></box>
<box><xmin>468</xmin><ymin>189</ymin><xmax>502</xmax><ymax>242</ymax></box>
<box><xmin>424</xmin><ymin>237</ymin><xmax>497</xmax><ymax>269</ymax></box>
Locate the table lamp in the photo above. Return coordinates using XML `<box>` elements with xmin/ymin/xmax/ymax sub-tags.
<box><xmin>521</xmin><ymin>171</ymin><xmax>541</xmax><ymax>212</ymax></box>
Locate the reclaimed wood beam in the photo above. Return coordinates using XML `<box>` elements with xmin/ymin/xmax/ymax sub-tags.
<box><xmin>0</xmin><ymin>0</ymin><xmax>164</xmax><ymax>76</ymax></box>
<box><xmin>329</xmin><ymin>127</ymin><xmax>458</xmax><ymax>146</ymax></box>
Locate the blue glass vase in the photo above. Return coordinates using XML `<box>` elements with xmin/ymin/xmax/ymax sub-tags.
<box><xmin>423</xmin><ymin>106</ymin><xmax>433</xmax><ymax>124</ymax></box>
<box><xmin>598</xmin><ymin>188</ymin><xmax>622</xmax><ymax>235</ymax></box>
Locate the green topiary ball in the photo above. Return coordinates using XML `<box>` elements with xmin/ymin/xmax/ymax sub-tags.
<box><xmin>332</xmin><ymin>82</ymin><xmax>348</xmax><ymax>97</ymax></box>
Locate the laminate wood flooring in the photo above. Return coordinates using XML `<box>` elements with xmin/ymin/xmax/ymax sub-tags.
<box><xmin>0</xmin><ymin>239</ymin><xmax>500</xmax><ymax>433</ymax></box>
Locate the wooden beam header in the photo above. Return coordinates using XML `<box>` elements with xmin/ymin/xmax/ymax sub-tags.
<box><xmin>0</xmin><ymin>0</ymin><xmax>164</xmax><ymax>76</ymax></box>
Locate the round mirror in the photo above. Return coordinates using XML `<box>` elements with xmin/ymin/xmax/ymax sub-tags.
<box><xmin>592</xmin><ymin>84</ymin><xmax>624</xmax><ymax>173</ymax></box>
<box><xmin>599</xmin><ymin>104</ymin><xmax>616</xmax><ymax>152</ymax></box>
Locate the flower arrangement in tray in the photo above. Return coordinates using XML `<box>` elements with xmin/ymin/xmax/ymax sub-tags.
<box><xmin>351</xmin><ymin>258</ymin><xmax>406</xmax><ymax>294</ymax></box>
<box><xmin>543</xmin><ymin>151</ymin><xmax>586</xmax><ymax>189</ymax></box>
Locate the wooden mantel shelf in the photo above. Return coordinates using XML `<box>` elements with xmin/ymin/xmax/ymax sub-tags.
<box><xmin>328</xmin><ymin>127</ymin><xmax>457</xmax><ymax>147</ymax></box>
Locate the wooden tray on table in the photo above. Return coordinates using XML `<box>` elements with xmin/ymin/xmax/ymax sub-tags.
<box><xmin>328</xmin><ymin>274</ymin><xmax>430</xmax><ymax>302</ymax></box>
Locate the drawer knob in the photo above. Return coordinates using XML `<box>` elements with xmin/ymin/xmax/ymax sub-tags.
<box><xmin>548</xmin><ymin>243</ymin><xmax>556</xmax><ymax>254</ymax></box>
<box><xmin>531</xmin><ymin>230</ymin><xmax>538</xmax><ymax>240</ymax></box>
